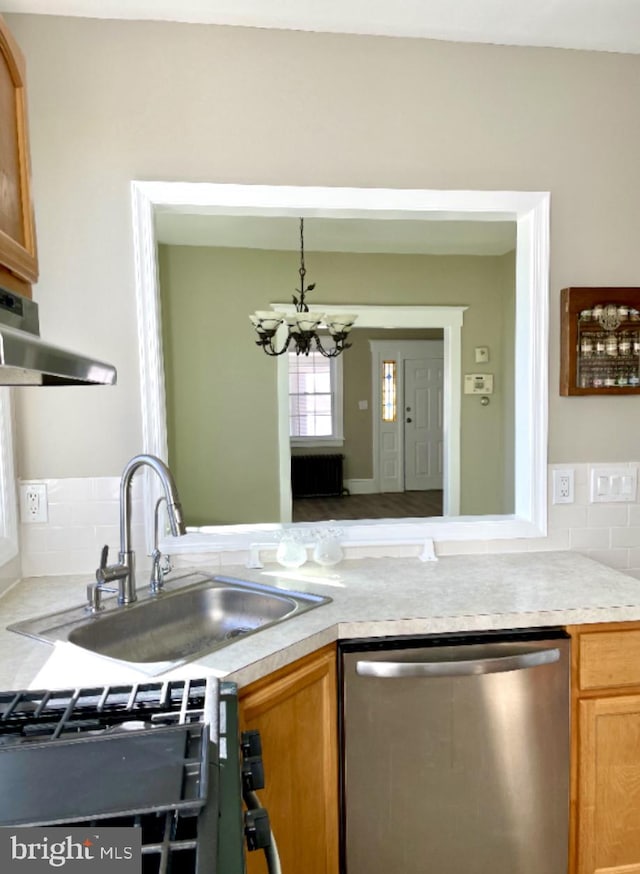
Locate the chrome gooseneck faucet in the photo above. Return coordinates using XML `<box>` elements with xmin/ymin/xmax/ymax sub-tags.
<box><xmin>92</xmin><ymin>454</ymin><xmax>186</xmax><ymax>608</ymax></box>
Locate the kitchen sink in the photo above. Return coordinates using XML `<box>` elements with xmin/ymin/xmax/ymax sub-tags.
<box><xmin>9</xmin><ymin>573</ymin><xmax>331</xmax><ymax>665</ymax></box>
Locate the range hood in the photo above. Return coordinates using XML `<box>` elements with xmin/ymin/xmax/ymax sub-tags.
<box><xmin>0</xmin><ymin>288</ymin><xmax>116</xmax><ymax>386</ymax></box>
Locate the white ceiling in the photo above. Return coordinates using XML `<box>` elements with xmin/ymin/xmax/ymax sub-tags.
<box><xmin>155</xmin><ymin>212</ymin><xmax>517</xmax><ymax>256</ymax></box>
<box><xmin>3</xmin><ymin>0</ymin><xmax>640</xmax><ymax>54</ymax></box>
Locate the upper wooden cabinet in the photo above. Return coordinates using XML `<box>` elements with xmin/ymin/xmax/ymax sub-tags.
<box><xmin>0</xmin><ymin>14</ymin><xmax>37</xmax><ymax>297</ymax></box>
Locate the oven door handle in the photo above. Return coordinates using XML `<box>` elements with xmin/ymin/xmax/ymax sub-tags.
<box><xmin>355</xmin><ymin>647</ymin><xmax>560</xmax><ymax>679</ymax></box>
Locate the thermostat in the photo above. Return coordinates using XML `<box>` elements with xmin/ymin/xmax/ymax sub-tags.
<box><xmin>464</xmin><ymin>373</ymin><xmax>494</xmax><ymax>395</ymax></box>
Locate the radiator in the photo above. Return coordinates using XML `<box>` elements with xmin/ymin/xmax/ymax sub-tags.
<box><xmin>291</xmin><ymin>454</ymin><xmax>347</xmax><ymax>499</ymax></box>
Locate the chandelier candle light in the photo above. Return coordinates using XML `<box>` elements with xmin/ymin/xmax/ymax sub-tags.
<box><xmin>250</xmin><ymin>218</ymin><xmax>357</xmax><ymax>357</ymax></box>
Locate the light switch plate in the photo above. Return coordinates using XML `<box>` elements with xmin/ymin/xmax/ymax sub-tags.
<box><xmin>474</xmin><ymin>346</ymin><xmax>489</xmax><ymax>363</ymax></box>
<box><xmin>590</xmin><ymin>466</ymin><xmax>638</xmax><ymax>503</ymax></box>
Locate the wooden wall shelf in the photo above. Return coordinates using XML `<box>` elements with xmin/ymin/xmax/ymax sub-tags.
<box><xmin>560</xmin><ymin>287</ymin><xmax>640</xmax><ymax>396</ymax></box>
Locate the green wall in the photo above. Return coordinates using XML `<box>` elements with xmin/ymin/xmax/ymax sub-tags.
<box><xmin>159</xmin><ymin>244</ymin><xmax>515</xmax><ymax>524</ymax></box>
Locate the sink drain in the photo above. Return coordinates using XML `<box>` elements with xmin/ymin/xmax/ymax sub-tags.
<box><xmin>225</xmin><ymin>627</ymin><xmax>251</xmax><ymax>640</ymax></box>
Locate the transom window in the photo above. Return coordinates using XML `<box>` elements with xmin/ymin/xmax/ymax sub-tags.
<box><xmin>289</xmin><ymin>348</ymin><xmax>343</xmax><ymax>446</ymax></box>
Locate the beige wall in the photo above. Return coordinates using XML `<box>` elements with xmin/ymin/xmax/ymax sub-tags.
<box><xmin>160</xmin><ymin>245</ymin><xmax>280</xmax><ymax>524</ymax></box>
<box><xmin>6</xmin><ymin>14</ymin><xmax>640</xmax><ymax>488</ymax></box>
<box><xmin>160</xmin><ymin>244</ymin><xmax>513</xmax><ymax>522</ymax></box>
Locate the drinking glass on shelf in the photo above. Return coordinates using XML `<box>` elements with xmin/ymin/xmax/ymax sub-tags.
<box><xmin>605</xmin><ymin>335</ymin><xmax>618</xmax><ymax>357</ymax></box>
<box><xmin>580</xmin><ymin>336</ymin><xmax>593</xmax><ymax>357</ymax></box>
<box><xmin>618</xmin><ymin>333</ymin><xmax>631</xmax><ymax>357</ymax></box>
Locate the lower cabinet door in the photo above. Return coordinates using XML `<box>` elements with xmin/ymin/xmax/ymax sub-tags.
<box><xmin>239</xmin><ymin>644</ymin><xmax>339</xmax><ymax>874</ymax></box>
<box><xmin>578</xmin><ymin>694</ymin><xmax>640</xmax><ymax>874</ymax></box>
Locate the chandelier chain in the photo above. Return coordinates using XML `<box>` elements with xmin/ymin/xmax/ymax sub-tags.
<box><xmin>297</xmin><ymin>218</ymin><xmax>309</xmax><ymax>311</ymax></box>
<box><xmin>250</xmin><ymin>216</ymin><xmax>356</xmax><ymax>357</ymax></box>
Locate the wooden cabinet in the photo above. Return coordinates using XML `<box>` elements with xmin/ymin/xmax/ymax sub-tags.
<box><xmin>568</xmin><ymin>622</ymin><xmax>640</xmax><ymax>874</ymax></box>
<box><xmin>0</xmin><ymin>14</ymin><xmax>37</xmax><ymax>298</ymax></box>
<box><xmin>239</xmin><ymin>644</ymin><xmax>339</xmax><ymax>874</ymax></box>
<box><xmin>561</xmin><ymin>288</ymin><xmax>640</xmax><ymax>395</ymax></box>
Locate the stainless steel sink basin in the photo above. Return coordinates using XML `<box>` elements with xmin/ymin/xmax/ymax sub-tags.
<box><xmin>9</xmin><ymin>573</ymin><xmax>331</xmax><ymax>665</ymax></box>
<box><xmin>70</xmin><ymin>582</ymin><xmax>310</xmax><ymax>662</ymax></box>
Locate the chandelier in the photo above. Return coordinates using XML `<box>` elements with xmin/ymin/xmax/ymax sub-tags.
<box><xmin>249</xmin><ymin>218</ymin><xmax>357</xmax><ymax>357</ymax></box>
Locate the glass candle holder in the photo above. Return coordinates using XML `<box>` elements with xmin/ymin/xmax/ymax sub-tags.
<box><xmin>312</xmin><ymin>528</ymin><xmax>344</xmax><ymax>567</ymax></box>
<box><xmin>276</xmin><ymin>532</ymin><xmax>307</xmax><ymax>568</ymax></box>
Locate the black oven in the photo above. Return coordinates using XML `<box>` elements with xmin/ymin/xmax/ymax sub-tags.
<box><xmin>0</xmin><ymin>678</ymin><xmax>278</xmax><ymax>874</ymax></box>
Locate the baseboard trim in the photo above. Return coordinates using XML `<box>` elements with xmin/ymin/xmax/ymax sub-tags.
<box><xmin>344</xmin><ymin>478</ymin><xmax>376</xmax><ymax>495</ymax></box>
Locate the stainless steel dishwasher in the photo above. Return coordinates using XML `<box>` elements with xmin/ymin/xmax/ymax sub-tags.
<box><xmin>339</xmin><ymin>629</ymin><xmax>570</xmax><ymax>874</ymax></box>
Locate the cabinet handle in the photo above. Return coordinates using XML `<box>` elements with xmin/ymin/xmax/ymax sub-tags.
<box><xmin>355</xmin><ymin>648</ymin><xmax>560</xmax><ymax>678</ymax></box>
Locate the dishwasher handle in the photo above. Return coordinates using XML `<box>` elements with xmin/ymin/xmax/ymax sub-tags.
<box><xmin>355</xmin><ymin>647</ymin><xmax>560</xmax><ymax>679</ymax></box>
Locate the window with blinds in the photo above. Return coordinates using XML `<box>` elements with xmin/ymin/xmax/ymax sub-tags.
<box><xmin>289</xmin><ymin>349</ymin><xmax>343</xmax><ymax>444</ymax></box>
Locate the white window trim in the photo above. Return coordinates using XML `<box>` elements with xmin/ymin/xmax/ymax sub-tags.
<box><xmin>131</xmin><ymin>181</ymin><xmax>548</xmax><ymax>552</ymax></box>
<box><xmin>279</xmin><ymin>305</ymin><xmax>464</xmax><ymax>519</ymax></box>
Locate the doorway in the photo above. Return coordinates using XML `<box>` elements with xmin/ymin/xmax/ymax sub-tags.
<box><xmin>371</xmin><ymin>339</ymin><xmax>443</xmax><ymax>509</ymax></box>
<box><xmin>292</xmin><ymin>338</ymin><xmax>445</xmax><ymax>523</ymax></box>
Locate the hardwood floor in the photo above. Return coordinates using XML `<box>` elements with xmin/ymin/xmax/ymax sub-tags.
<box><xmin>293</xmin><ymin>490</ymin><xmax>443</xmax><ymax>522</ymax></box>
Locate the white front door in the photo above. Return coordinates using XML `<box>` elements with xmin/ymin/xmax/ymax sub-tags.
<box><xmin>404</xmin><ymin>357</ymin><xmax>443</xmax><ymax>490</ymax></box>
<box><xmin>371</xmin><ymin>339</ymin><xmax>445</xmax><ymax>494</ymax></box>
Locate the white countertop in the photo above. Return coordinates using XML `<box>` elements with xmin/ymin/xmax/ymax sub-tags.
<box><xmin>2</xmin><ymin>551</ymin><xmax>640</xmax><ymax>691</ymax></box>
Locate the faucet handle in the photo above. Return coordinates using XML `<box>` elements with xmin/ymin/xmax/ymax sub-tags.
<box><xmin>96</xmin><ymin>544</ymin><xmax>109</xmax><ymax>583</ymax></box>
<box><xmin>96</xmin><ymin>543</ymin><xmax>128</xmax><ymax>585</ymax></box>
<box><xmin>99</xmin><ymin>544</ymin><xmax>109</xmax><ymax>573</ymax></box>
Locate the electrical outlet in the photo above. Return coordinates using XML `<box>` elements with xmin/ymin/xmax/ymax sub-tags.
<box><xmin>552</xmin><ymin>469</ymin><xmax>574</xmax><ymax>504</ymax></box>
<box><xmin>19</xmin><ymin>483</ymin><xmax>48</xmax><ymax>524</ymax></box>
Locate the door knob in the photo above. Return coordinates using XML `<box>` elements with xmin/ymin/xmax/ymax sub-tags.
<box><xmin>406</xmin><ymin>417</ymin><xmax>412</xmax><ymax>423</ymax></box>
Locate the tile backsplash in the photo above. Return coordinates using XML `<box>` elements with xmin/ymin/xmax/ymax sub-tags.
<box><xmin>543</xmin><ymin>462</ymin><xmax>640</xmax><ymax>580</ymax></box>
<box><xmin>19</xmin><ymin>476</ymin><xmax>147</xmax><ymax>578</ymax></box>
<box><xmin>17</xmin><ymin>463</ymin><xmax>640</xmax><ymax>579</ymax></box>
